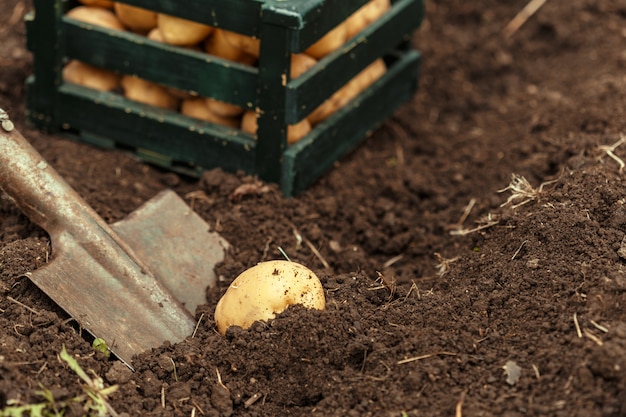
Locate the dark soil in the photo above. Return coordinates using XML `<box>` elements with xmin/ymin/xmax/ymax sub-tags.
<box><xmin>2</xmin><ymin>0</ymin><xmax>626</xmax><ymax>416</ymax></box>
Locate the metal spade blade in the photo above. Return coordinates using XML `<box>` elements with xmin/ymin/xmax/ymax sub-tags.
<box><xmin>0</xmin><ymin>122</ymin><xmax>227</xmax><ymax>366</ymax></box>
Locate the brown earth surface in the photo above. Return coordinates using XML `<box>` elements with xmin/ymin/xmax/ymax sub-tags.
<box><xmin>2</xmin><ymin>0</ymin><xmax>626</xmax><ymax>416</ymax></box>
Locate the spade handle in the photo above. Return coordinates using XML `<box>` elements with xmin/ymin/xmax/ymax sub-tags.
<box><xmin>0</xmin><ymin>110</ymin><xmax>108</xmax><ymax>237</ymax></box>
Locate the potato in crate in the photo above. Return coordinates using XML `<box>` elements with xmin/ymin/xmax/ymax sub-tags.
<box><xmin>25</xmin><ymin>0</ymin><xmax>423</xmax><ymax>196</ymax></box>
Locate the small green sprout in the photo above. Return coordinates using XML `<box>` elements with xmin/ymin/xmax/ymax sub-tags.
<box><xmin>0</xmin><ymin>403</ymin><xmax>48</xmax><ymax>417</ymax></box>
<box><xmin>0</xmin><ymin>345</ymin><xmax>119</xmax><ymax>417</ymax></box>
<box><xmin>59</xmin><ymin>346</ymin><xmax>118</xmax><ymax>416</ymax></box>
<box><xmin>92</xmin><ymin>338</ymin><xmax>111</xmax><ymax>358</ymax></box>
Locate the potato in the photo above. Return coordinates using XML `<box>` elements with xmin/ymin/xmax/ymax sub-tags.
<box><xmin>204</xmin><ymin>29</ymin><xmax>257</xmax><ymax>65</ymax></box>
<box><xmin>289</xmin><ymin>118</ymin><xmax>313</xmax><ymax>144</ymax></box>
<box><xmin>240</xmin><ymin>110</ymin><xmax>258</xmax><ymax>136</ymax></box>
<box><xmin>305</xmin><ymin>22</ymin><xmax>348</xmax><ymax>59</ymax></box>
<box><xmin>205</xmin><ymin>98</ymin><xmax>244</xmax><ymax>118</ymax></box>
<box><xmin>290</xmin><ymin>53</ymin><xmax>317</xmax><ymax>79</ymax></box>
<box><xmin>157</xmin><ymin>13</ymin><xmax>214</xmax><ymax>46</ymax></box>
<box><xmin>345</xmin><ymin>0</ymin><xmax>391</xmax><ymax>39</ymax></box>
<box><xmin>62</xmin><ymin>60</ymin><xmax>121</xmax><ymax>91</ymax></box>
<box><xmin>113</xmin><ymin>2</ymin><xmax>157</xmax><ymax>33</ymax></box>
<box><xmin>148</xmin><ymin>27</ymin><xmax>202</xmax><ymax>52</ymax></box>
<box><xmin>121</xmin><ymin>75</ymin><xmax>179</xmax><ymax>110</ymax></box>
<box><xmin>66</xmin><ymin>5</ymin><xmax>126</xmax><ymax>31</ymax></box>
<box><xmin>165</xmin><ymin>88</ymin><xmax>195</xmax><ymax>100</ymax></box>
<box><xmin>146</xmin><ymin>27</ymin><xmax>164</xmax><ymax>42</ymax></box>
<box><xmin>240</xmin><ymin>111</ymin><xmax>312</xmax><ymax>144</ymax></box>
<box><xmin>77</xmin><ymin>0</ymin><xmax>114</xmax><ymax>9</ymax></box>
<box><xmin>308</xmin><ymin>58</ymin><xmax>386</xmax><ymax>125</ymax></box>
<box><xmin>354</xmin><ymin>57</ymin><xmax>387</xmax><ymax>90</ymax></box>
<box><xmin>214</xmin><ymin>260</ymin><xmax>325</xmax><ymax>335</ymax></box>
<box><xmin>221</xmin><ymin>30</ymin><xmax>260</xmax><ymax>58</ymax></box>
<box><xmin>181</xmin><ymin>98</ymin><xmax>240</xmax><ymax>128</ymax></box>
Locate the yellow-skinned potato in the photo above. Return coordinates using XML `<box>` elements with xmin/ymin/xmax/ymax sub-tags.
<box><xmin>181</xmin><ymin>98</ymin><xmax>240</xmax><ymax>128</ymax></box>
<box><xmin>62</xmin><ymin>60</ymin><xmax>121</xmax><ymax>92</ymax></box>
<box><xmin>214</xmin><ymin>260</ymin><xmax>325</xmax><ymax>335</ymax></box>
<box><xmin>286</xmin><ymin>118</ymin><xmax>312</xmax><ymax>144</ymax></box>
<box><xmin>353</xmin><ymin>57</ymin><xmax>387</xmax><ymax>91</ymax></box>
<box><xmin>221</xmin><ymin>30</ymin><xmax>260</xmax><ymax>58</ymax></box>
<box><xmin>121</xmin><ymin>75</ymin><xmax>179</xmax><ymax>110</ymax></box>
<box><xmin>240</xmin><ymin>110</ymin><xmax>258</xmax><ymax>136</ymax></box>
<box><xmin>113</xmin><ymin>2</ymin><xmax>157</xmax><ymax>33</ymax></box>
<box><xmin>345</xmin><ymin>0</ymin><xmax>391</xmax><ymax>39</ymax></box>
<box><xmin>66</xmin><ymin>6</ymin><xmax>126</xmax><ymax>31</ymax></box>
<box><xmin>305</xmin><ymin>22</ymin><xmax>347</xmax><ymax>59</ymax></box>
<box><xmin>146</xmin><ymin>27</ymin><xmax>164</xmax><ymax>42</ymax></box>
<box><xmin>205</xmin><ymin>98</ymin><xmax>244</xmax><ymax>118</ymax></box>
<box><xmin>148</xmin><ymin>27</ymin><xmax>203</xmax><ymax>53</ymax></box>
<box><xmin>240</xmin><ymin>111</ymin><xmax>312</xmax><ymax>144</ymax></box>
<box><xmin>157</xmin><ymin>13</ymin><xmax>214</xmax><ymax>46</ymax></box>
<box><xmin>205</xmin><ymin>29</ymin><xmax>257</xmax><ymax>65</ymax></box>
<box><xmin>290</xmin><ymin>53</ymin><xmax>317</xmax><ymax>79</ymax></box>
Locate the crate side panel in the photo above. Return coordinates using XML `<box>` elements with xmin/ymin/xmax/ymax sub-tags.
<box><xmin>282</xmin><ymin>51</ymin><xmax>420</xmax><ymax>196</ymax></box>
<box><xmin>63</xmin><ymin>20</ymin><xmax>258</xmax><ymax>108</ymax></box>
<box><xmin>56</xmin><ymin>84</ymin><xmax>257</xmax><ymax>173</ymax></box>
<box><xmin>286</xmin><ymin>0</ymin><xmax>424</xmax><ymax>122</ymax></box>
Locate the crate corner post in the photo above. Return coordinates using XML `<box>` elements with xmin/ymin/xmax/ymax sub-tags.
<box><xmin>254</xmin><ymin>4</ymin><xmax>295</xmax><ymax>185</ymax></box>
<box><xmin>25</xmin><ymin>0</ymin><xmax>65</xmax><ymax>132</ymax></box>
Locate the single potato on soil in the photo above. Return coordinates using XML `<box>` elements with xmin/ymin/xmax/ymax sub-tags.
<box><xmin>214</xmin><ymin>260</ymin><xmax>326</xmax><ymax>335</ymax></box>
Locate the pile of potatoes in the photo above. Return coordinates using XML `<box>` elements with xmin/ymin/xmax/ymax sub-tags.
<box><xmin>64</xmin><ymin>0</ymin><xmax>391</xmax><ymax>144</ymax></box>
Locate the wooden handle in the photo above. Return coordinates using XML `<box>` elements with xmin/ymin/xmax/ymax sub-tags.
<box><xmin>0</xmin><ymin>117</ymin><xmax>98</xmax><ymax>236</ymax></box>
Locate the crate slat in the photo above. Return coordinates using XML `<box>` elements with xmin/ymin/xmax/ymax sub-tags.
<box><xmin>55</xmin><ymin>83</ymin><xmax>256</xmax><ymax>174</ymax></box>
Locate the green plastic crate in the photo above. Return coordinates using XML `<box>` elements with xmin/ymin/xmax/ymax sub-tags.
<box><xmin>25</xmin><ymin>0</ymin><xmax>423</xmax><ymax>196</ymax></box>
